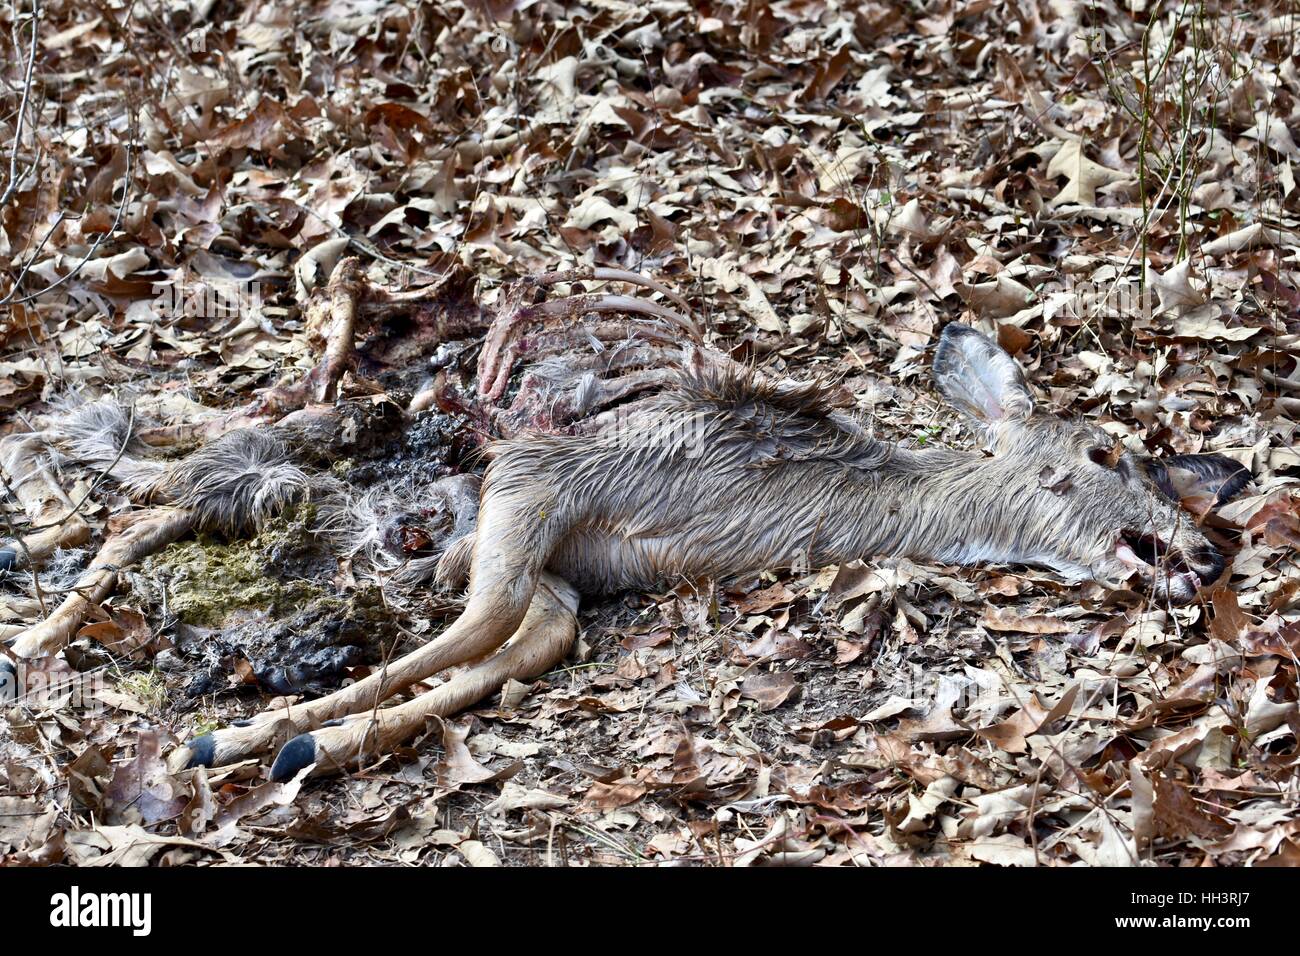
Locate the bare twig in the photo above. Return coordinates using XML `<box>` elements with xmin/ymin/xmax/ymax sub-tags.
<box><xmin>0</xmin><ymin>0</ymin><xmax>39</xmax><ymax>209</ymax></box>
<box><xmin>0</xmin><ymin>106</ymin><xmax>136</xmax><ymax>306</ymax></box>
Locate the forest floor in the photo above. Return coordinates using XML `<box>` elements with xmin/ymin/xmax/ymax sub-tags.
<box><xmin>1</xmin><ymin>0</ymin><xmax>1298</xmax><ymax>866</ymax></box>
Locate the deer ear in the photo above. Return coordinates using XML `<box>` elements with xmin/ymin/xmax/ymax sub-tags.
<box><xmin>932</xmin><ymin>323</ymin><xmax>1034</xmax><ymax>438</ymax></box>
<box><xmin>1149</xmin><ymin>454</ymin><xmax>1251</xmax><ymax>506</ymax></box>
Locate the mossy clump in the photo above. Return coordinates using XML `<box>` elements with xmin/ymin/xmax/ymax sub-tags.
<box><xmin>138</xmin><ymin>510</ymin><xmax>331</xmax><ymax>628</ymax></box>
<box><xmin>113</xmin><ymin>668</ymin><xmax>168</xmax><ymax>712</ymax></box>
<box><xmin>182</xmin><ymin>587</ymin><xmax>398</xmax><ymax>698</ymax></box>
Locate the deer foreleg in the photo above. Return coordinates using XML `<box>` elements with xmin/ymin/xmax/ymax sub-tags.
<box><xmin>181</xmin><ymin>600</ymin><xmax>502</xmax><ymax>762</ymax></box>
<box><xmin>178</xmin><ymin>495</ymin><xmax>565</xmax><ymax>772</ymax></box>
<box><xmin>175</xmin><ymin>571</ymin><xmax>575</xmax><ymax>773</ymax></box>
<box><xmin>265</xmin><ymin>573</ymin><xmax>579</xmax><ymax>781</ymax></box>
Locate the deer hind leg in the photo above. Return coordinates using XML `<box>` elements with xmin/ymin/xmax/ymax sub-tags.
<box><xmin>266</xmin><ymin>572</ymin><xmax>578</xmax><ymax>780</ymax></box>
<box><xmin>177</xmin><ymin>491</ymin><xmax>567</xmax><ymax>772</ymax></box>
<box><xmin>0</xmin><ymin>433</ymin><xmax>92</xmax><ymax>575</ymax></box>
<box><xmin>2</xmin><ymin>409</ymin><xmax>318</xmax><ymax>674</ymax></box>
<box><xmin>0</xmin><ymin>508</ymin><xmax>195</xmax><ymax>700</ymax></box>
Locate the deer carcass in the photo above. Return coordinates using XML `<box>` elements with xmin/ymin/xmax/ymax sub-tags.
<box><xmin>166</xmin><ymin>322</ymin><xmax>1248</xmax><ymax>781</ymax></box>
<box><xmin>0</xmin><ymin>263</ymin><xmax>698</xmax><ymax>663</ymax></box>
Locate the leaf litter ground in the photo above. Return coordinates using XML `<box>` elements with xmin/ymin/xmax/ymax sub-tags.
<box><xmin>0</xmin><ymin>0</ymin><xmax>1298</xmax><ymax>866</ymax></box>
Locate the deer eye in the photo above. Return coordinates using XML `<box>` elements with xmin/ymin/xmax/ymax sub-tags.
<box><xmin>1087</xmin><ymin>445</ymin><xmax>1122</xmax><ymax>468</ymax></box>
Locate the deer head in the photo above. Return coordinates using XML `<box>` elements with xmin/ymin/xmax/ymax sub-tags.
<box><xmin>929</xmin><ymin>323</ymin><xmax>1249</xmax><ymax>604</ymax></box>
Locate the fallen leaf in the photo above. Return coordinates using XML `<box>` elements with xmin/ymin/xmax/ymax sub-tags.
<box><xmin>740</xmin><ymin>672</ymin><xmax>800</xmax><ymax>711</ymax></box>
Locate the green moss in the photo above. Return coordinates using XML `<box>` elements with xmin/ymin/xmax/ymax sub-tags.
<box><xmin>140</xmin><ymin>512</ymin><xmax>330</xmax><ymax>627</ymax></box>
<box><xmin>113</xmin><ymin>667</ymin><xmax>168</xmax><ymax>712</ymax></box>
<box><xmin>188</xmin><ymin>711</ymin><xmax>221</xmax><ymax>738</ymax></box>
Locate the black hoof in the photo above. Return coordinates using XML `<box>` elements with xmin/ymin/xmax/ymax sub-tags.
<box><xmin>0</xmin><ymin>547</ymin><xmax>15</xmax><ymax>575</ymax></box>
<box><xmin>184</xmin><ymin>733</ymin><xmax>216</xmax><ymax>768</ymax></box>
<box><xmin>270</xmin><ymin>733</ymin><xmax>317</xmax><ymax>783</ymax></box>
<box><xmin>0</xmin><ymin>657</ymin><xmax>16</xmax><ymax>702</ymax></box>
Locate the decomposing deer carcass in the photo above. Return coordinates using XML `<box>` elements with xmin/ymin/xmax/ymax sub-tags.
<box><xmin>0</xmin><ymin>262</ymin><xmax>1250</xmax><ymax>786</ymax></box>
<box><xmin>0</xmin><ymin>260</ymin><xmax>699</xmax><ymax>659</ymax></box>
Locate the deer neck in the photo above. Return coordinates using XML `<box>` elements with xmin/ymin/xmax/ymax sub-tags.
<box><xmin>819</xmin><ymin>444</ymin><xmax>1037</xmax><ymax>570</ymax></box>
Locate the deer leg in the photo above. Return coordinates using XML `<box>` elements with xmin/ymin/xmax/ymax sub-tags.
<box><xmin>0</xmin><ymin>434</ymin><xmax>92</xmax><ymax>573</ymax></box>
<box><xmin>266</xmin><ymin>572</ymin><xmax>578</xmax><ymax>780</ymax></box>
<box><xmin>1</xmin><ymin>261</ymin><xmax>370</xmax><ymax>669</ymax></box>
<box><xmin>0</xmin><ymin>519</ymin><xmax>92</xmax><ymax>573</ymax></box>
<box><xmin>175</xmin><ymin>570</ymin><xmax>566</xmax><ymax>772</ymax></box>
<box><xmin>0</xmin><ymin>508</ymin><xmax>194</xmax><ymax>695</ymax></box>
<box><xmin>178</xmin><ymin>493</ymin><xmax>565</xmax><ymax>770</ymax></box>
<box><xmin>5</xmin><ymin>410</ymin><xmax>365</xmax><ymax>691</ymax></box>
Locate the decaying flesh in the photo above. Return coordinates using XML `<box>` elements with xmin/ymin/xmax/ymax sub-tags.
<box><xmin>0</xmin><ymin>260</ymin><xmax>703</xmax><ymax>694</ymax></box>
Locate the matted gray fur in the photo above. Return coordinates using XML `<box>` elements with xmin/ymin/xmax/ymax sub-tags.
<box><xmin>51</xmin><ymin>401</ymin><xmax>319</xmax><ymax>534</ymax></box>
<box><xmin>49</xmin><ymin>399</ymin><xmax>477</xmax><ymax>587</ymax></box>
<box><xmin>469</xmin><ymin>325</ymin><xmax>1247</xmax><ymax>605</ymax></box>
<box><xmin>45</xmin><ymin>325</ymin><xmax>1249</xmax><ymax>607</ymax></box>
<box><xmin>316</xmin><ymin>473</ymin><xmax>482</xmax><ymax>589</ymax></box>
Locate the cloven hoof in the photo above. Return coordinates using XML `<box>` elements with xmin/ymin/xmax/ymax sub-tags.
<box><xmin>0</xmin><ymin>657</ymin><xmax>17</xmax><ymax>702</ymax></box>
<box><xmin>182</xmin><ymin>733</ymin><xmax>216</xmax><ymax>769</ymax></box>
<box><xmin>269</xmin><ymin>733</ymin><xmax>318</xmax><ymax>783</ymax></box>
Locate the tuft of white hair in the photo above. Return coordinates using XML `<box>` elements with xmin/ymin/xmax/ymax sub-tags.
<box><xmin>49</xmin><ymin>400</ymin><xmax>171</xmax><ymax>499</ymax></box>
<box><xmin>163</xmin><ymin>429</ymin><xmax>327</xmax><ymax>533</ymax></box>
<box><xmin>50</xmin><ymin>401</ymin><xmax>331</xmax><ymax>533</ymax></box>
<box><xmin>315</xmin><ymin>474</ymin><xmax>480</xmax><ymax>591</ymax></box>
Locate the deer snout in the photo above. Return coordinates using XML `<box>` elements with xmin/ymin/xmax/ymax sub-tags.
<box><xmin>1110</xmin><ymin>526</ymin><xmax>1226</xmax><ymax>605</ymax></box>
<box><xmin>1161</xmin><ymin>542</ymin><xmax>1225</xmax><ymax>605</ymax></box>
<box><xmin>1185</xmin><ymin>546</ymin><xmax>1225</xmax><ymax>587</ymax></box>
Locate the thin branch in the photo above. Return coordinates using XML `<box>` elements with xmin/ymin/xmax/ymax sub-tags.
<box><xmin>0</xmin><ymin>107</ymin><xmax>136</xmax><ymax>306</ymax></box>
<box><xmin>0</xmin><ymin>0</ymin><xmax>40</xmax><ymax>209</ymax></box>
